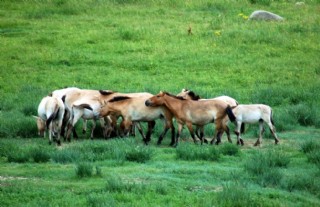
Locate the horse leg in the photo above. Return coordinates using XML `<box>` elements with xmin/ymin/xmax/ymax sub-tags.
<box><xmin>157</xmin><ymin>119</ymin><xmax>170</xmax><ymax>145</ymax></box>
<box><xmin>199</xmin><ymin>126</ymin><xmax>205</xmax><ymax>145</ymax></box>
<box><xmin>254</xmin><ymin>120</ymin><xmax>264</xmax><ymax>146</ymax></box>
<box><xmin>135</xmin><ymin>122</ymin><xmax>146</xmax><ymax>140</ymax></box>
<box><xmin>90</xmin><ymin>119</ymin><xmax>96</xmax><ymax>140</ymax></box>
<box><xmin>82</xmin><ymin>119</ymin><xmax>87</xmax><ymax>134</ymax></box>
<box><xmin>225</xmin><ymin>125</ymin><xmax>232</xmax><ymax>143</ymax></box>
<box><xmin>174</xmin><ymin>124</ymin><xmax>183</xmax><ymax>147</ymax></box>
<box><xmin>145</xmin><ymin>121</ymin><xmax>156</xmax><ymax>145</ymax></box>
<box><xmin>268</xmin><ymin>122</ymin><xmax>279</xmax><ymax>145</ymax></box>
<box><xmin>234</xmin><ymin>121</ymin><xmax>244</xmax><ymax>145</ymax></box>
<box><xmin>186</xmin><ymin>122</ymin><xmax>197</xmax><ymax>144</ymax></box>
<box><xmin>48</xmin><ymin>122</ymin><xmax>53</xmax><ymax>145</ymax></box>
<box><xmin>66</xmin><ymin>109</ymin><xmax>83</xmax><ymax>142</ymax></box>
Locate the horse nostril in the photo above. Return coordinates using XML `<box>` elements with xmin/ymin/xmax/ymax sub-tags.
<box><xmin>145</xmin><ymin>100</ymin><xmax>150</xmax><ymax>106</ymax></box>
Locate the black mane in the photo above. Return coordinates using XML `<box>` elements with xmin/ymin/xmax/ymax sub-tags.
<box><xmin>163</xmin><ymin>92</ymin><xmax>186</xmax><ymax>100</ymax></box>
<box><xmin>99</xmin><ymin>90</ymin><xmax>114</xmax><ymax>96</ymax></box>
<box><xmin>187</xmin><ymin>91</ymin><xmax>201</xmax><ymax>100</ymax></box>
<box><xmin>109</xmin><ymin>96</ymin><xmax>131</xmax><ymax>102</ymax></box>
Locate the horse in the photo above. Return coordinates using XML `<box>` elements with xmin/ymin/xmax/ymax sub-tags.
<box><xmin>177</xmin><ymin>88</ymin><xmax>238</xmax><ymax>106</ymax></box>
<box><xmin>34</xmin><ymin>96</ymin><xmax>65</xmax><ymax>145</ymax></box>
<box><xmin>99</xmin><ymin>96</ymin><xmax>175</xmax><ymax>146</ymax></box>
<box><xmin>50</xmin><ymin>87</ymin><xmax>81</xmax><ymax>138</ymax></box>
<box><xmin>176</xmin><ymin>89</ymin><xmax>239</xmax><ymax>143</ymax></box>
<box><xmin>145</xmin><ymin>91</ymin><xmax>236</xmax><ymax>147</ymax></box>
<box><xmin>64</xmin><ymin>89</ymin><xmax>154</xmax><ymax>141</ymax></box>
<box><xmin>230</xmin><ymin>104</ymin><xmax>279</xmax><ymax>146</ymax></box>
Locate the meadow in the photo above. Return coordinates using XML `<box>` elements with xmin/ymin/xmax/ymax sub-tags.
<box><xmin>0</xmin><ymin>0</ymin><xmax>319</xmax><ymax>206</ymax></box>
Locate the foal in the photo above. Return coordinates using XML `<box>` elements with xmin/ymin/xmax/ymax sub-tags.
<box><xmin>145</xmin><ymin>91</ymin><xmax>236</xmax><ymax>146</ymax></box>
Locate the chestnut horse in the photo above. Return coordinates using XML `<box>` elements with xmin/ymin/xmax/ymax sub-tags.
<box><xmin>99</xmin><ymin>96</ymin><xmax>175</xmax><ymax>145</ymax></box>
<box><xmin>176</xmin><ymin>89</ymin><xmax>239</xmax><ymax>143</ymax></box>
<box><xmin>145</xmin><ymin>91</ymin><xmax>236</xmax><ymax>146</ymax></box>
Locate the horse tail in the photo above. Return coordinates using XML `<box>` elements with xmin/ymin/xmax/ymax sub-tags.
<box><xmin>270</xmin><ymin>109</ymin><xmax>274</xmax><ymax>125</ymax></box>
<box><xmin>46</xmin><ymin>105</ymin><xmax>60</xmax><ymax>130</ymax></box>
<box><xmin>226</xmin><ymin>105</ymin><xmax>236</xmax><ymax>122</ymax></box>
<box><xmin>61</xmin><ymin>95</ymin><xmax>66</xmax><ymax>103</ymax></box>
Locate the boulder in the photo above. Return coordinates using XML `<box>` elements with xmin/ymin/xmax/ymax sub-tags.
<box><xmin>249</xmin><ymin>10</ymin><xmax>284</xmax><ymax>21</ymax></box>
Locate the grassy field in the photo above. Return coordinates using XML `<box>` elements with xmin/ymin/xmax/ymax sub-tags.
<box><xmin>0</xmin><ymin>0</ymin><xmax>320</xmax><ymax>206</ymax></box>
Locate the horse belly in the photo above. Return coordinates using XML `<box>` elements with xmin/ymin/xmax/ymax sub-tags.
<box><xmin>241</xmin><ymin>111</ymin><xmax>261</xmax><ymax>123</ymax></box>
<box><xmin>188</xmin><ymin>111</ymin><xmax>214</xmax><ymax>125</ymax></box>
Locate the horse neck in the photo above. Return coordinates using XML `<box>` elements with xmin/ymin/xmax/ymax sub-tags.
<box><xmin>163</xmin><ymin>95</ymin><xmax>184</xmax><ymax>115</ymax></box>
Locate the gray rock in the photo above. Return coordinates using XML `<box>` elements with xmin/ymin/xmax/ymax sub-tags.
<box><xmin>249</xmin><ymin>10</ymin><xmax>284</xmax><ymax>21</ymax></box>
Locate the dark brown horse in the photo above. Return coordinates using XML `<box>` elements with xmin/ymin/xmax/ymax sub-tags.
<box><xmin>145</xmin><ymin>91</ymin><xmax>236</xmax><ymax>147</ymax></box>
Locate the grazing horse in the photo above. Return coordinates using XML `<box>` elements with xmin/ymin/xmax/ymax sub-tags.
<box><xmin>34</xmin><ymin>96</ymin><xmax>65</xmax><ymax>145</ymax></box>
<box><xmin>99</xmin><ymin>96</ymin><xmax>175</xmax><ymax>145</ymax></box>
<box><xmin>231</xmin><ymin>104</ymin><xmax>279</xmax><ymax>146</ymax></box>
<box><xmin>50</xmin><ymin>87</ymin><xmax>80</xmax><ymax>138</ymax></box>
<box><xmin>64</xmin><ymin>89</ymin><xmax>154</xmax><ymax>141</ymax></box>
<box><xmin>176</xmin><ymin>89</ymin><xmax>239</xmax><ymax>143</ymax></box>
<box><xmin>145</xmin><ymin>91</ymin><xmax>236</xmax><ymax>147</ymax></box>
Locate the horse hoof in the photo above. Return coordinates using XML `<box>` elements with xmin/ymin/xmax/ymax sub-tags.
<box><xmin>57</xmin><ymin>140</ymin><xmax>61</xmax><ymax>146</ymax></box>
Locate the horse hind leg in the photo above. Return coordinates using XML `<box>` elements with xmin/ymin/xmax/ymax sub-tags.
<box><xmin>254</xmin><ymin>120</ymin><xmax>264</xmax><ymax>146</ymax></box>
<box><xmin>268</xmin><ymin>122</ymin><xmax>279</xmax><ymax>145</ymax></box>
<box><xmin>145</xmin><ymin>121</ymin><xmax>156</xmax><ymax>145</ymax></box>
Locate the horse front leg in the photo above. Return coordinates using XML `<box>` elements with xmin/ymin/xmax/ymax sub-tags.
<box><xmin>135</xmin><ymin>122</ymin><xmax>146</xmax><ymax>140</ymax></box>
<box><xmin>174</xmin><ymin>124</ymin><xmax>183</xmax><ymax>147</ymax></box>
<box><xmin>145</xmin><ymin>121</ymin><xmax>156</xmax><ymax>145</ymax></box>
<box><xmin>186</xmin><ymin>122</ymin><xmax>198</xmax><ymax>144</ymax></box>
<box><xmin>157</xmin><ymin>121</ymin><xmax>169</xmax><ymax>146</ymax></box>
<box><xmin>234</xmin><ymin>121</ymin><xmax>244</xmax><ymax>146</ymax></box>
<box><xmin>90</xmin><ymin>119</ymin><xmax>96</xmax><ymax>140</ymax></box>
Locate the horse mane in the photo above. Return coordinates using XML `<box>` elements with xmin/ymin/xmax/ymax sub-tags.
<box><xmin>109</xmin><ymin>96</ymin><xmax>131</xmax><ymax>102</ymax></box>
<box><xmin>163</xmin><ymin>92</ymin><xmax>186</xmax><ymax>100</ymax></box>
<box><xmin>187</xmin><ymin>91</ymin><xmax>201</xmax><ymax>100</ymax></box>
<box><xmin>99</xmin><ymin>90</ymin><xmax>114</xmax><ymax>96</ymax></box>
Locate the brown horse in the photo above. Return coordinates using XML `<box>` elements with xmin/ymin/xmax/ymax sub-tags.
<box><xmin>99</xmin><ymin>96</ymin><xmax>175</xmax><ymax>145</ymax></box>
<box><xmin>64</xmin><ymin>89</ymin><xmax>153</xmax><ymax>141</ymax></box>
<box><xmin>145</xmin><ymin>91</ymin><xmax>236</xmax><ymax>147</ymax></box>
<box><xmin>176</xmin><ymin>89</ymin><xmax>239</xmax><ymax>143</ymax></box>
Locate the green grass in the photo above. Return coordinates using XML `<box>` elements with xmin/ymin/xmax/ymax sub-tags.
<box><xmin>0</xmin><ymin>0</ymin><xmax>320</xmax><ymax>206</ymax></box>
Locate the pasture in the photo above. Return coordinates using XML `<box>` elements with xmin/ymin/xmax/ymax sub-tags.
<box><xmin>0</xmin><ymin>0</ymin><xmax>319</xmax><ymax>206</ymax></box>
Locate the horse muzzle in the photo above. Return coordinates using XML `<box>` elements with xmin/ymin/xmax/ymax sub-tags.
<box><xmin>145</xmin><ymin>100</ymin><xmax>152</xmax><ymax>107</ymax></box>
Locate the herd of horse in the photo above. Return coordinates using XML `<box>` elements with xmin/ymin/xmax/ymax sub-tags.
<box><xmin>34</xmin><ymin>87</ymin><xmax>279</xmax><ymax>147</ymax></box>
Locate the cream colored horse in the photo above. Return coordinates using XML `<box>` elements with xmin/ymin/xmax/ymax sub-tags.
<box><xmin>231</xmin><ymin>104</ymin><xmax>279</xmax><ymax>146</ymax></box>
<box><xmin>34</xmin><ymin>96</ymin><xmax>65</xmax><ymax>145</ymax></box>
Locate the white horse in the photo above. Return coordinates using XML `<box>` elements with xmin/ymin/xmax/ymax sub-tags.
<box><xmin>34</xmin><ymin>96</ymin><xmax>65</xmax><ymax>145</ymax></box>
<box><xmin>231</xmin><ymin>104</ymin><xmax>279</xmax><ymax>146</ymax></box>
